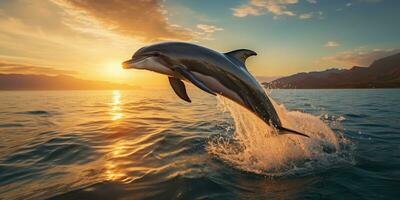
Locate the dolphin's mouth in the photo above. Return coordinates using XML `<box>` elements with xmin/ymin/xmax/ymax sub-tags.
<box><xmin>122</xmin><ymin>56</ymin><xmax>150</xmax><ymax>69</ymax></box>
<box><xmin>122</xmin><ymin>59</ymin><xmax>133</xmax><ymax>69</ymax></box>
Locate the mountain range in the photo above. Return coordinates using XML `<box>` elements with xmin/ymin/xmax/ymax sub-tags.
<box><xmin>0</xmin><ymin>74</ymin><xmax>136</xmax><ymax>90</ymax></box>
<box><xmin>263</xmin><ymin>53</ymin><xmax>400</xmax><ymax>89</ymax></box>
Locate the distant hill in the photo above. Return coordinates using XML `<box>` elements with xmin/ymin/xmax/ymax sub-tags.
<box><xmin>0</xmin><ymin>74</ymin><xmax>137</xmax><ymax>90</ymax></box>
<box><xmin>263</xmin><ymin>53</ymin><xmax>400</xmax><ymax>89</ymax></box>
<box><xmin>255</xmin><ymin>76</ymin><xmax>281</xmax><ymax>83</ymax></box>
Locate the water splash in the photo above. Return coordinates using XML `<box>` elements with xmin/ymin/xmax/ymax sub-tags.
<box><xmin>207</xmin><ymin>95</ymin><xmax>354</xmax><ymax>177</ymax></box>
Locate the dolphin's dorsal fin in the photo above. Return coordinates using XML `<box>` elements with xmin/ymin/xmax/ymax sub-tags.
<box><xmin>168</xmin><ymin>77</ymin><xmax>191</xmax><ymax>103</ymax></box>
<box><xmin>173</xmin><ymin>65</ymin><xmax>216</xmax><ymax>96</ymax></box>
<box><xmin>224</xmin><ymin>49</ymin><xmax>257</xmax><ymax>69</ymax></box>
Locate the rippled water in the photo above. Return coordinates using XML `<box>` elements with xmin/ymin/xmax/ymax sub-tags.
<box><xmin>0</xmin><ymin>89</ymin><xmax>399</xmax><ymax>199</ymax></box>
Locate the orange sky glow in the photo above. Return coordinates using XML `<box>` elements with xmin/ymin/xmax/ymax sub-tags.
<box><xmin>0</xmin><ymin>0</ymin><xmax>399</xmax><ymax>88</ymax></box>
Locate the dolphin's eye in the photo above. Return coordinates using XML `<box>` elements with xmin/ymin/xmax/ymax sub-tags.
<box><xmin>152</xmin><ymin>52</ymin><xmax>161</xmax><ymax>57</ymax></box>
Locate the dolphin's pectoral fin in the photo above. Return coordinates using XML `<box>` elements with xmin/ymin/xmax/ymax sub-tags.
<box><xmin>278</xmin><ymin>126</ymin><xmax>310</xmax><ymax>138</ymax></box>
<box><xmin>173</xmin><ymin>65</ymin><xmax>216</xmax><ymax>96</ymax></box>
<box><xmin>224</xmin><ymin>49</ymin><xmax>257</xmax><ymax>70</ymax></box>
<box><xmin>168</xmin><ymin>77</ymin><xmax>191</xmax><ymax>103</ymax></box>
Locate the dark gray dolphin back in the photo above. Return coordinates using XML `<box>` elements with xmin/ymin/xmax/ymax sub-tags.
<box><xmin>155</xmin><ymin>42</ymin><xmax>282</xmax><ymax>128</ymax></box>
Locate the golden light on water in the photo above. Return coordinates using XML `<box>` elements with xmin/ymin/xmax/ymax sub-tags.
<box><xmin>110</xmin><ymin>90</ymin><xmax>123</xmax><ymax>121</ymax></box>
<box><xmin>105</xmin><ymin>162</ymin><xmax>126</xmax><ymax>181</ymax></box>
<box><xmin>104</xmin><ymin>90</ymin><xmax>129</xmax><ymax>182</ymax></box>
<box><xmin>104</xmin><ymin>141</ymin><xmax>133</xmax><ymax>183</ymax></box>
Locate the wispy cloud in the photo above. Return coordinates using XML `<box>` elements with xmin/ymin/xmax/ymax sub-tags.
<box><xmin>232</xmin><ymin>0</ymin><xmax>322</xmax><ymax>19</ymax></box>
<box><xmin>0</xmin><ymin>61</ymin><xmax>78</xmax><ymax>76</ymax></box>
<box><xmin>194</xmin><ymin>24</ymin><xmax>224</xmax><ymax>40</ymax></box>
<box><xmin>232</xmin><ymin>0</ymin><xmax>299</xmax><ymax>18</ymax></box>
<box><xmin>53</xmin><ymin>0</ymin><xmax>194</xmax><ymax>42</ymax></box>
<box><xmin>322</xmin><ymin>48</ymin><xmax>400</xmax><ymax>67</ymax></box>
<box><xmin>232</xmin><ymin>5</ymin><xmax>263</xmax><ymax>17</ymax></box>
<box><xmin>325</xmin><ymin>41</ymin><xmax>340</xmax><ymax>48</ymax></box>
<box><xmin>299</xmin><ymin>12</ymin><xmax>313</xmax><ymax>20</ymax></box>
<box><xmin>196</xmin><ymin>24</ymin><xmax>223</xmax><ymax>33</ymax></box>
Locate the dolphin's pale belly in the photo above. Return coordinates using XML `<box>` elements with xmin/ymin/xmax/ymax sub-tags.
<box><xmin>192</xmin><ymin>72</ymin><xmax>245</xmax><ymax>106</ymax></box>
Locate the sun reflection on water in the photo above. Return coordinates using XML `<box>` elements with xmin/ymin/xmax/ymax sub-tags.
<box><xmin>104</xmin><ymin>90</ymin><xmax>130</xmax><ymax>182</ymax></box>
<box><xmin>110</xmin><ymin>90</ymin><xmax>123</xmax><ymax>121</ymax></box>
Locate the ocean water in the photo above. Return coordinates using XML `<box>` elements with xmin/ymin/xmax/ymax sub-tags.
<box><xmin>0</xmin><ymin>89</ymin><xmax>399</xmax><ymax>200</ymax></box>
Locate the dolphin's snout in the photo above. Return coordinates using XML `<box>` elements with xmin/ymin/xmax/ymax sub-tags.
<box><xmin>122</xmin><ymin>59</ymin><xmax>133</xmax><ymax>69</ymax></box>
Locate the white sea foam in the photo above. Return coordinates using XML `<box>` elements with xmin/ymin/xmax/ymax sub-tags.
<box><xmin>207</xmin><ymin>95</ymin><xmax>354</xmax><ymax>177</ymax></box>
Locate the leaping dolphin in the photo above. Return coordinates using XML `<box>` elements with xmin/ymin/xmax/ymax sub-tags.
<box><xmin>122</xmin><ymin>42</ymin><xmax>308</xmax><ymax>137</ymax></box>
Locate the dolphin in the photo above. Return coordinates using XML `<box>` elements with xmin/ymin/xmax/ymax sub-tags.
<box><xmin>122</xmin><ymin>42</ymin><xmax>308</xmax><ymax>137</ymax></box>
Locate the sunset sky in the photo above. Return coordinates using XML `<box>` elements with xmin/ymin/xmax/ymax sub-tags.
<box><xmin>0</xmin><ymin>0</ymin><xmax>399</xmax><ymax>87</ymax></box>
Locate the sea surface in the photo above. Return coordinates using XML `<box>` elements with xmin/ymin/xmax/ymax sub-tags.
<box><xmin>0</xmin><ymin>89</ymin><xmax>399</xmax><ymax>200</ymax></box>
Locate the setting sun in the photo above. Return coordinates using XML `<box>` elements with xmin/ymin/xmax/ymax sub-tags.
<box><xmin>104</xmin><ymin>61</ymin><xmax>125</xmax><ymax>77</ymax></box>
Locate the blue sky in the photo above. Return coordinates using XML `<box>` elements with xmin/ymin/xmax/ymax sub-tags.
<box><xmin>166</xmin><ymin>0</ymin><xmax>400</xmax><ymax>76</ymax></box>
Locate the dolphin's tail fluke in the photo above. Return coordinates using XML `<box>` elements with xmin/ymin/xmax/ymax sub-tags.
<box><xmin>277</xmin><ymin>126</ymin><xmax>310</xmax><ymax>138</ymax></box>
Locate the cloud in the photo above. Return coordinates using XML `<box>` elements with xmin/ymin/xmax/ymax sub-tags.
<box><xmin>325</xmin><ymin>41</ymin><xmax>339</xmax><ymax>48</ymax></box>
<box><xmin>54</xmin><ymin>0</ymin><xmax>194</xmax><ymax>42</ymax></box>
<box><xmin>232</xmin><ymin>5</ymin><xmax>263</xmax><ymax>17</ymax></box>
<box><xmin>0</xmin><ymin>61</ymin><xmax>78</xmax><ymax>76</ymax></box>
<box><xmin>232</xmin><ymin>0</ymin><xmax>298</xmax><ymax>18</ymax></box>
<box><xmin>307</xmin><ymin>0</ymin><xmax>317</xmax><ymax>4</ymax></box>
<box><xmin>322</xmin><ymin>48</ymin><xmax>400</xmax><ymax>67</ymax></box>
<box><xmin>194</xmin><ymin>24</ymin><xmax>224</xmax><ymax>40</ymax></box>
<box><xmin>299</xmin><ymin>12</ymin><xmax>313</xmax><ymax>20</ymax></box>
<box><xmin>196</xmin><ymin>24</ymin><xmax>224</xmax><ymax>33</ymax></box>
